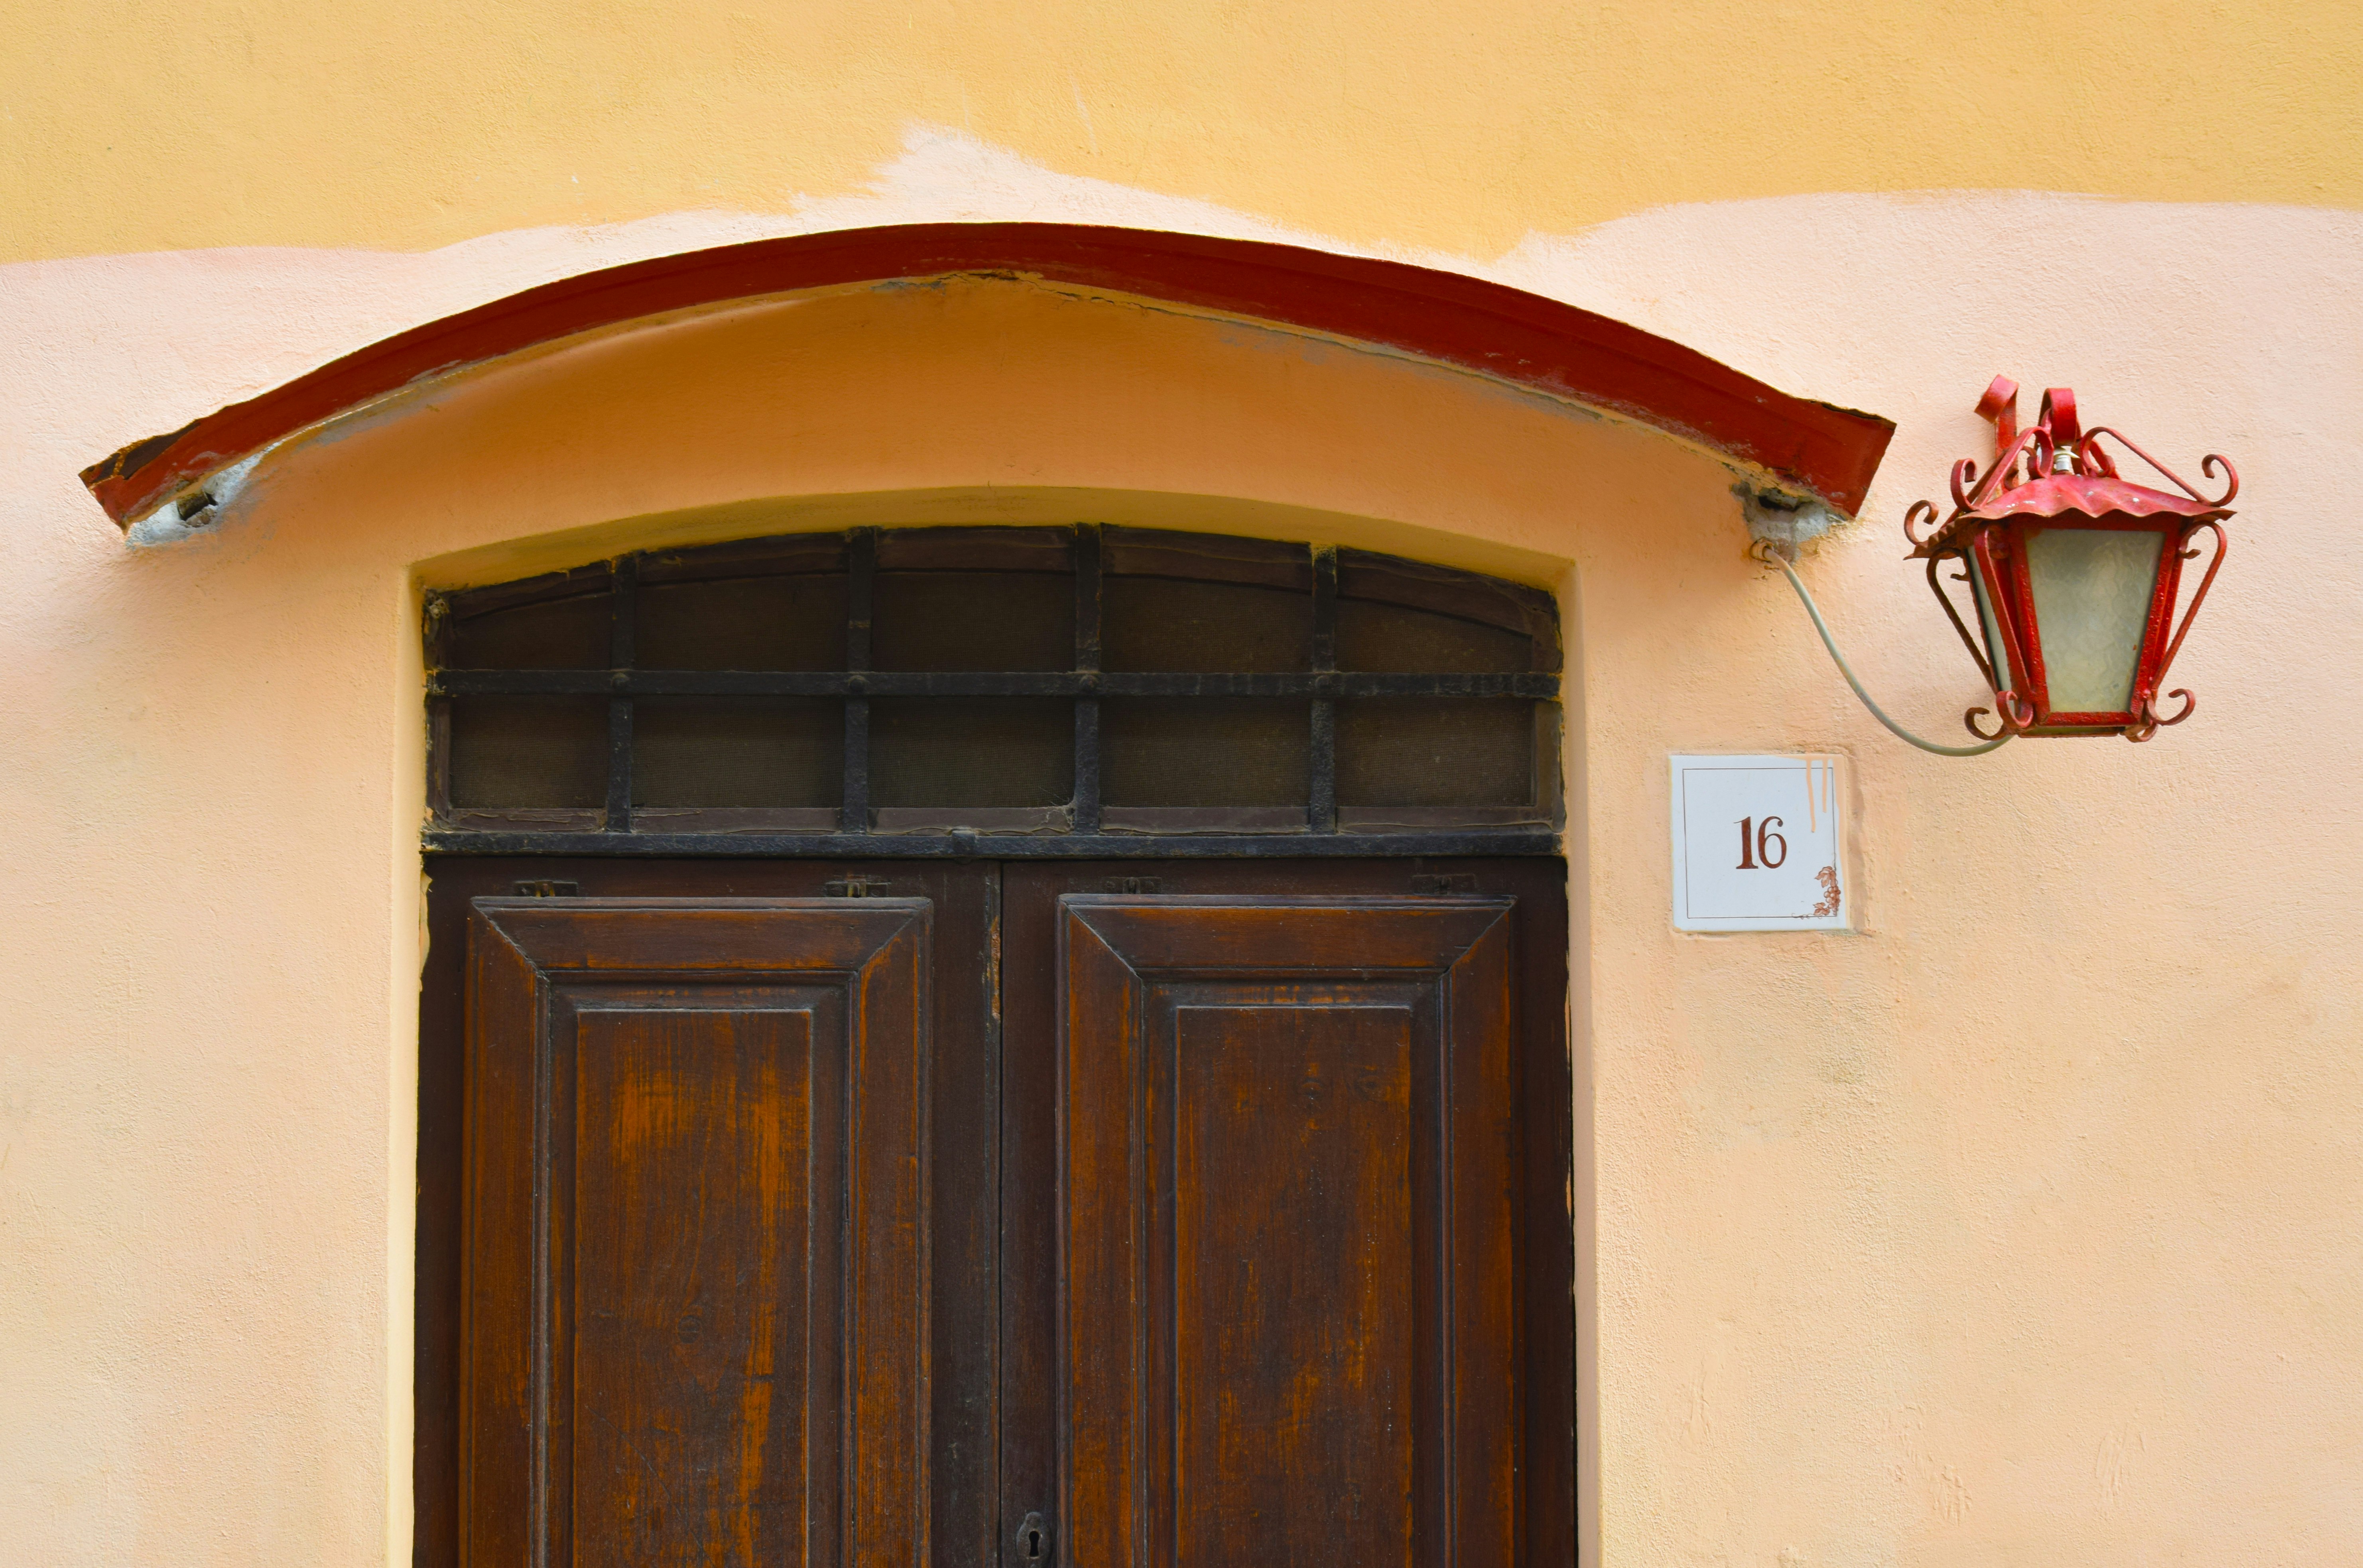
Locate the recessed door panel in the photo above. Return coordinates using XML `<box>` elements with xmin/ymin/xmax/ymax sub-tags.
<box><xmin>566</xmin><ymin>998</ymin><xmax>828</xmax><ymax>1568</ymax></box>
<box><xmin>463</xmin><ymin>899</ymin><xmax>929</xmax><ymax>1568</ymax></box>
<box><xmin>1174</xmin><ymin>1001</ymin><xmax>1418</xmax><ymax>1565</ymax></box>
<box><xmin>1057</xmin><ymin>896</ymin><xmax>1522</xmax><ymax>1568</ymax></box>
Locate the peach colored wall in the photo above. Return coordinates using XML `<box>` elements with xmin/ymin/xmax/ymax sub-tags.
<box><xmin>4</xmin><ymin>165</ymin><xmax>2360</xmax><ymax>1568</ymax></box>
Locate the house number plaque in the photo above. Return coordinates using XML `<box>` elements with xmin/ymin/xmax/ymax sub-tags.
<box><xmin>1670</xmin><ymin>754</ymin><xmax>1849</xmax><ymax>932</ymax></box>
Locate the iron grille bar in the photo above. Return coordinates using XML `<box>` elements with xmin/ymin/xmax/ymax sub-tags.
<box><xmin>603</xmin><ymin>554</ymin><xmax>638</xmax><ymax>833</ymax></box>
<box><xmin>1073</xmin><ymin>525</ymin><xmax>1103</xmax><ymax>833</ymax></box>
<box><xmin>841</xmin><ymin>528</ymin><xmax>877</xmax><ymax>832</ymax></box>
<box><xmin>842</xmin><ymin>699</ymin><xmax>870</xmax><ymax>834</ymax></box>
<box><xmin>1311</xmin><ymin>543</ymin><xmax>1338</xmax><ymax>672</ymax></box>
<box><xmin>423</xmin><ymin>829</ymin><xmax>1560</xmax><ymax>859</ymax></box>
<box><xmin>846</xmin><ymin>526</ymin><xmax>877</xmax><ymax>669</ymax></box>
<box><xmin>1074</xmin><ymin>523</ymin><xmax>1104</xmax><ymax>671</ymax></box>
<box><xmin>1073</xmin><ymin>700</ymin><xmax>1101</xmax><ymax>832</ymax></box>
<box><xmin>1308</xmin><ymin>546</ymin><xmax>1338</xmax><ymax>833</ymax></box>
<box><xmin>437</xmin><ymin>669</ymin><xmax>1559</xmax><ymax>699</ymax></box>
<box><xmin>426</xmin><ymin>695</ymin><xmax>454</xmax><ymax>818</ymax></box>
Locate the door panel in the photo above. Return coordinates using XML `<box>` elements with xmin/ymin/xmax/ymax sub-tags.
<box><xmin>1057</xmin><ymin>896</ymin><xmax>1520</xmax><ymax>1568</ymax></box>
<box><xmin>996</xmin><ymin>860</ymin><xmax>1572</xmax><ymax>1568</ymax></box>
<box><xmin>565</xmin><ymin>995</ymin><xmax>830</xmax><ymax>1568</ymax></box>
<box><xmin>423</xmin><ymin>861</ymin><xmax>998</xmax><ymax>1568</ymax></box>
<box><xmin>463</xmin><ymin>899</ymin><xmax>930</xmax><ymax>1568</ymax></box>
<box><xmin>1172</xmin><ymin>1001</ymin><xmax>1417</xmax><ymax>1565</ymax></box>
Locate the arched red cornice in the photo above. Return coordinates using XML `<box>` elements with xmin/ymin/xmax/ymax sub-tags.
<box><xmin>81</xmin><ymin>222</ymin><xmax>1894</xmax><ymax>527</ymax></box>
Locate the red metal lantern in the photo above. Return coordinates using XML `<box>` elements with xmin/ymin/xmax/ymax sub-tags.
<box><xmin>1905</xmin><ymin>378</ymin><xmax>2235</xmax><ymax>742</ymax></box>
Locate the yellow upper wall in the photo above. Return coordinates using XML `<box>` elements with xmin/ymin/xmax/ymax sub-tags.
<box><xmin>7</xmin><ymin>0</ymin><xmax>2357</xmax><ymax>265</ymax></box>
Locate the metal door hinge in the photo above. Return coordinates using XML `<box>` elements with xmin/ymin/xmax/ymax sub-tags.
<box><xmin>1412</xmin><ymin>873</ymin><xmax>1477</xmax><ymax>894</ymax></box>
<box><xmin>513</xmin><ymin>879</ymin><xmax>581</xmax><ymax>898</ymax></box>
<box><xmin>824</xmin><ymin>877</ymin><xmax>893</xmax><ymax>898</ymax></box>
<box><xmin>1101</xmin><ymin>876</ymin><xmax>1162</xmax><ymax>894</ymax></box>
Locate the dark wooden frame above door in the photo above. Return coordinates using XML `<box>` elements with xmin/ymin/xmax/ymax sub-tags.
<box><xmin>420</xmin><ymin>525</ymin><xmax>1564</xmax><ymax>858</ymax></box>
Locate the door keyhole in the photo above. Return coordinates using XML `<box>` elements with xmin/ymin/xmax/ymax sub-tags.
<box><xmin>1017</xmin><ymin>1510</ymin><xmax>1053</xmax><ymax>1564</ymax></box>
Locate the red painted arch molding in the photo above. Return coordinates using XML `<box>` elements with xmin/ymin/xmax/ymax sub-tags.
<box><xmin>82</xmin><ymin>222</ymin><xmax>1893</xmax><ymax>527</ymax></box>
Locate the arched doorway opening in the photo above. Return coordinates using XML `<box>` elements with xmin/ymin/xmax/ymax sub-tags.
<box><xmin>418</xmin><ymin>523</ymin><xmax>1573</xmax><ymax>1566</ymax></box>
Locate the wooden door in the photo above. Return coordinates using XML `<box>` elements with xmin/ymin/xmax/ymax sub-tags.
<box><xmin>462</xmin><ymin>897</ymin><xmax>933</xmax><ymax>1568</ymax></box>
<box><xmin>431</xmin><ymin>857</ymin><xmax>1569</xmax><ymax>1568</ymax></box>
<box><xmin>1059</xmin><ymin>897</ymin><xmax>1518</xmax><ymax>1568</ymax></box>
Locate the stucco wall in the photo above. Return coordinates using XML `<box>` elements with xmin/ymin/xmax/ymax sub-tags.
<box><xmin>4</xmin><ymin>11</ymin><xmax>2361</xmax><ymax>1564</ymax></box>
<box><xmin>7</xmin><ymin>0</ymin><xmax>2359</xmax><ymax>259</ymax></box>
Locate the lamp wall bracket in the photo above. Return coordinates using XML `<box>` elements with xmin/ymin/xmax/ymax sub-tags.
<box><xmin>1737</xmin><ymin>484</ymin><xmax>1843</xmax><ymax>562</ymax></box>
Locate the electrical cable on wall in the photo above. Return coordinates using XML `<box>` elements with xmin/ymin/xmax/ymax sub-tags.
<box><xmin>1753</xmin><ymin>541</ymin><xmax>2013</xmax><ymax>758</ymax></box>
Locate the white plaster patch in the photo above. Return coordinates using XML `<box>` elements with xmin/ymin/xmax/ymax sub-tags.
<box><xmin>124</xmin><ymin>449</ymin><xmax>266</xmax><ymax>547</ymax></box>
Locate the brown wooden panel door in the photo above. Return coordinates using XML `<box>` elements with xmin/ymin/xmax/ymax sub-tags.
<box><xmin>463</xmin><ymin>898</ymin><xmax>931</xmax><ymax>1568</ymax></box>
<box><xmin>1056</xmin><ymin>895</ymin><xmax>1523</xmax><ymax>1568</ymax></box>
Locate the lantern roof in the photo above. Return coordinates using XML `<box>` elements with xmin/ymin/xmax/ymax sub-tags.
<box><xmin>1906</xmin><ymin>380</ymin><xmax>2239</xmax><ymax>559</ymax></box>
<box><xmin>1960</xmin><ymin>472</ymin><xmax>2232</xmax><ymax>527</ymax></box>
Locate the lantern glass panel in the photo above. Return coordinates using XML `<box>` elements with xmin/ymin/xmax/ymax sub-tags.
<box><xmin>1968</xmin><ymin>555</ymin><xmax>2014</xmax><ymax>693</ymax></box>
<box><xmin>2024</xmin><ymin>527</ymin><xmax>2164</xmax><ymax>713</ymax></box>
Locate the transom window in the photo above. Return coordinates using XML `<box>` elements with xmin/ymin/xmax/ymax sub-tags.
<box><xmin>425</xmin><ymin>526</ymin><xmax>1561</xmax><ymax>856</ymax></box>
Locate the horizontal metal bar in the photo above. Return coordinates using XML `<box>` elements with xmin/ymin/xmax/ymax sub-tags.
<box><xmin>433</xmin><ymin>669</ymin><xmax>1561</xmax><ymax>699</ymax></box>
<box><xmin>422</xmin><ymin>829</ymin><xmax>1562</xmax><ymax>859</ymax></box>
